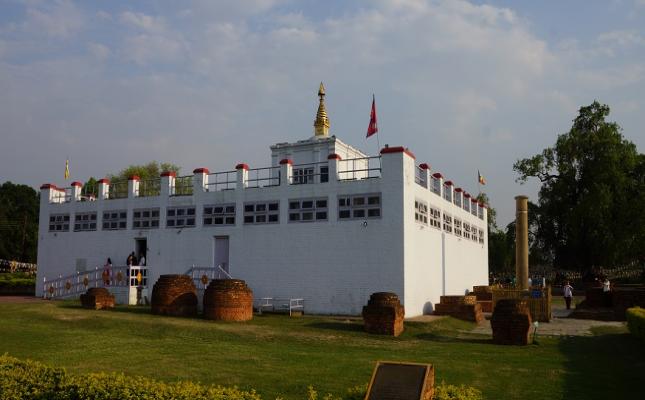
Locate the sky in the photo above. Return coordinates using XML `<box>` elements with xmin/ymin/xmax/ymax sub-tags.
<box><xmin>1</xmin><ymin>0</ymin><xmax>644</xmax><ymax>226</ymax></box>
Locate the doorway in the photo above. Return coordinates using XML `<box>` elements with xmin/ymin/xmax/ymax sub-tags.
<box><xmin>135</xmin><ymin>238</ymin><xmax>147</xmax><ymax>266</ymax></box>
<box><xmin>214</xmin><ymin>236</ymin><xmax>229</xmax><ymax>273</ymax></box>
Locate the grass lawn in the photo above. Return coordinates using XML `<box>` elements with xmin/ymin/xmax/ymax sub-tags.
<box><xmin>1</xmin><ymin>301</ymin><xmax>644</xmax><ymax>399</ymax></box>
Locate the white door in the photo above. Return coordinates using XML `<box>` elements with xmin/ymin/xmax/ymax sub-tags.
<box><xmin>214</xmin><ymin>236</ymin><xmax>230</xmax><ymax>273</ymax></box>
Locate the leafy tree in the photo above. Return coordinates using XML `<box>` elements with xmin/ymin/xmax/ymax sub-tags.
<box><xmin>0</xmin><ymin>182</ymin><xmax>39</xmax><ymax>263</ymax></box>
<box><xmin>514</xmin><ymin>101</ymin><xmax>644</xmax><ymax>270</ymax></box>
<box><xmin>108</xmin><ymin>161</ymin><xmax>180</xmax><ymax>182</ymax></box>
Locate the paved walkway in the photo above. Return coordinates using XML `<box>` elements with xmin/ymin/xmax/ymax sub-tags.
<box><xmin>471</xmin><ymin>304</ymin><xmax>625</xmax><ymax>337</ymax></box>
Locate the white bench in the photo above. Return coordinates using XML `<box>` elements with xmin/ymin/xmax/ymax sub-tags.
<box><xmin>256</xmin><ymin>297</ymin><xmax>304</xmax><ymax>316</ymax></box>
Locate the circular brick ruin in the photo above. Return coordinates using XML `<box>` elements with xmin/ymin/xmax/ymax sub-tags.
<box><xmin>491</xmin><ymin>299</ymin><xmax>532</xmax><ymax>345</ymax></box>
<box><xmin>151</xmin><ymin>274</ymin><xmax>198</xmax><ymax>317</ymax></box>
<box><xmin>80</xmin><ymin>287</ymin><xmax>115</xmax><ymax>310</ymax></box>
<box><xmin>362</xmin><ymin>292</ymin><xmax>405</xmax><ymax>337</ymax></box>
<box><xmin>434</xmin><ymin>295</ymin><xmax>483</xmax><ymax>323</ymax></box>
<box><xmin>203</xmin><ymin>279</ymin><xmax>253</xmax><ymax>321</ymax></box>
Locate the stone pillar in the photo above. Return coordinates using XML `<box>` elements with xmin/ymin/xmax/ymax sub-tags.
<box><xmin>419</xmin><ymin>163</ymin><xmax>431</xmax><ymax>189</ymax></box>
<box><xmin>128</xmin><ymin>175</ymin><xmax>140</xmax><ymax>198</ymax></box>
<box><xmin>96</xmin><ymin>179</ymin><xmax>109</xmax><ymax>200</ymax></box>
<box><xmin>235</xmin><ymin>164</ymin><xmax>248</xmax><ymax>189</ymax></box>
<box><xmin>70</xmin><ymin>181</ymin><xmax>83</xmax><ymax>202</ymax></box>
<box><xmin>515</xmin><ymin>195</ymin><xmax>529</xmax><ymax>290</ymax></box>
<box><xmin>327</xmin><ymin>153</ymin><xmax>341</xmax><ymax>182</ymax></box>
<box><xmin>193</xmin><ymin>168</ymin><xmax>209</xmax><ymax>193</ymax></box>
<box><xmin>279</xmin><ymin>159</ymin><xmax>293</xmax><ymax>186</ymax></box>
<box><xmin>160</xmin><ymin>171</ymin><xmax>176</xmax><ymax>197</ymax></box>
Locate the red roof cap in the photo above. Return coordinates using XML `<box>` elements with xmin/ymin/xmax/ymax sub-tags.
<box><xmin>70</xmin><ymin>181</ymin><xmax>83</xmax><ymax>187</ymax></box>
<box><xmin>419</xmin><ymin>163</ymin><xmax>431</xmax><ymax>170</ymax></box>
<box><xmin>193</xmin><ymin>167</ymin><xmax>210</xmax><ymax>174</ymax></box>
<box><xmin>98</xmin><ymin>178</ymin><xmax>110</xmax><ymax>184</ymax></box>
<box><xmin>128</xmin><ymin>175</ymin><xmax>140</xmax><ymax>181</ymax></box>
<box><xmin>432</xmin><ymin>172</ymin><xmax>443</xmax><ymax>179</ymax></box>
<box><xmin>380</xmin><ymin>146</ymin><xmax>416</xmax><ymax>159</ymax></box>
<box><xmin>235</xmin><ymin>163</ymin><xmax>249</xmax><ymax>170</ymax></box>
<box><xmin>160</xmin><ymin>171</ymin><xmax>176</xmax><ymax>178</ymax></box>
<box><xmin>279</xmin><ymin>159</ymin><xmax>293</xmax><ymax>165</ymax></box>
<box><xmin>327</xmin><ymin>153</ymin><xmax>342</xmax><ymax>160</ymax></box>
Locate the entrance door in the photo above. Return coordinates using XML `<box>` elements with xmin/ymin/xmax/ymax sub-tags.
<box><xmin>135</xmin><ymin>238</ymin><xmax>147</xmax><ymax>266</ymax></box>
<box><xmin>214</xmin><ymin>236</ymin><xmax>229</xmax><ymax>273</ymax></box>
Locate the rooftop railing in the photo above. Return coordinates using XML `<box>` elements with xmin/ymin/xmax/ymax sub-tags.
<box><xmin>172</xmin><ymin>176</ymin><xmax>193</xmax><ymax>196</ymax></box>
<box><xmin>247</xmin><ymin>166</ymin><xmax>280</xmax><ymax>188</ymax></box>
<box><xmin>137</xmin><ymin>178</ymin><xmax>160</xmax><ymax>197</ymax></box>
<box><xmin>338</xmin><ymin>156</ymin><xmax>381</xmax><ymax>181</ymax></box>
<box><xmin>415</xmin><ymin>165</ymin><xmax>427</xmax><ymax>188</ymax></box>
<box><xmin>107</xmin><ymin>181</ymin><xmax>128</xmax><ymax>200</ymax></box>
<box><xmin>206</xmin><ymin>170</ymin><xmax>237</xmax><ymax>191</ymax></box>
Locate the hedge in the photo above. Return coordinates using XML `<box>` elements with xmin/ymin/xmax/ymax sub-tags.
<box><xmin>0</xmin><ymin>355</ymin><xmax>482</xmax><ymax>400</ymax></box>
<box><xmin>626</xmin><ymin>307</ymin><xmax>645</xmax><ymax>341</ymax></box>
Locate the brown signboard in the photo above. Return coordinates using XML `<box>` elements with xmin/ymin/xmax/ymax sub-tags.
<box><xmin>365</xmin><ymin>361</ymin><xmax>434</xmax><ymax>400</ymax></box>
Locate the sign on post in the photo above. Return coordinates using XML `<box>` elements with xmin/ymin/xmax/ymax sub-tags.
<box><xmin>365</xmin><ymin>361</ymin><xmax>434</xmax><ymax>400</ymax></box>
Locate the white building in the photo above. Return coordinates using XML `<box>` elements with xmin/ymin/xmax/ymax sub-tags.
<box><xmin>37</xmin><ymin>84</ymin><xmax>488</xmax><ymax>317</ymax></box>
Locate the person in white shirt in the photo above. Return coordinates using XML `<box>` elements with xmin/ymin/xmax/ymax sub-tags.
<box><xmin>563</xmin><ymin>281</ymin><xmax>574</xmax><ymax>310</ymax></box>
<box><xmin>139</xmin><ymin>254</ymin><xmax>146</xmax><ymax>266</ymax></box>
<box><xmin>602</xmin><ymin>278</ymin><xmax>611</xmax><ymax>306</ymax></box>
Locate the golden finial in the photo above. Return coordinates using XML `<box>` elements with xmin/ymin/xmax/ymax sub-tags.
<box><xmin>314</xmin><ymin>82</ymin><xmax>330</xmax><ymax>137</ymax></box>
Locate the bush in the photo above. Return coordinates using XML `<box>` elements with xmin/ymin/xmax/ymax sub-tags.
<box><xmin>626</xmin><ymin>307</ymin><xmax>645</xmax><ymax>340</ymax></box>
<box><xmin>1</xmin><ymin>356</ymin><xmax>483</xmax><ymax>400</ymax></box>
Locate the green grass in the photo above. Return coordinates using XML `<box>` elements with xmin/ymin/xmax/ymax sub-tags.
<box><xmin>1</xmin><ymin>301</ymin><xmax>644</xmax><ymax>399</ymax></box>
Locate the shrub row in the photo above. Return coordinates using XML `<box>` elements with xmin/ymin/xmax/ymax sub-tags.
<box><xmin>626</xmin><ymin>307</ymin><xmax>645</xmax><ymax>340</ymax></box>
<box><xmin>0</xmin><ymin>355</ymin><xmax>482</xmax><ymax>400</ymax></box>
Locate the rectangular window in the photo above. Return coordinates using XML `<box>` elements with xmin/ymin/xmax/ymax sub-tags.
<box><xmin>293</xmin><ymin>167</ymin><xmax>314</xmax><ymax>184</ymax></box>
<box><xmin>463</xmin><ymin>222</ymin><xmax>472</xmax><ymax>240</ymax></box>
<box><xmin>414</xmin><ymin>200</ymin><xmax>428</xmax><ymax>225</ymax></box>
<box><xmin>49</xmin><ymin>213</ymin><xmax>70</xmax><ymax>232</ymax></box>
<box><xmin>454</xmin><ymin>192</ymin><xmax>462</xmax><ymax>208</ymax></box>
<box><xmin>429</xmin><ymin>207</ymin><xmax>441</xmax><ymax>229</ymax></box>
<box><xmin>133</xmin><ymin>208</ymin><xmax>160</xmax><ymax>229</ymax></box>
<box><xmin>471</xmin><ymin>202</ymin><xmax>478</xmax><ymax>216</ymax></box>
<box><xmin>102</xmin><ymin>210</ymin><xmax>127</xmax><ymax>230</ymax></box>
<box><xmin>289</xmin><ymin>197</ymin><xmax>328</xmax><ymax>222</ymax></box>
<box><xmin>443</xmin><ymin>213</ymin><xmax>452</xmax><ymax>234</ymax></box>
<box><xmin>479</xmin><ymin>229</ymin><xmax>485</xmax><ymax>244</ymax></box>
<box><xmin>244</xmin><ymin>201</ymin><xmax>280</xmax><ymax>224</ymax></box>
<box><xmin>471</xmin><ymin>226</ymin><xmax>479</xmax><ymax>243</ymax></box>
<box><xmin>478</xmin><ymin>204</ymin><xmax>484</xmax><ymax>220</ymax></box>
<box><xmin>203</xmin><ymin>203</ymin><xmax>235</xmax><ymax>226</ymax></box>
<box><xmin>166</xmin><ymin>206</ymin><xmax>195</xmax><ymax>228</ymax></box>
<box><xmin>463</xmin><ymin>198</ymin><xmax>470</xmax><ymax>213</ymax></box>
<box><xmin>431</xmin><ymin>176</ymin><xmax>441</xmax><ymax>195</ymax></box>
<box><xmin>454</xmin><ymin>218</ymin><xmax>462</xmax><ymax>237</ymax></box>
<box><xmin>338</xmin><ymin>193</ymin><xmax>382</xmax><ymax>220</ymax></box>
<box><xmin>74</xmin><ymin>212</ymin><xmax>97</xmax><ymax>231</ymax></box>
<box><xmin>320</xmin><ymin>166</ymin><xmax>329</xmax><ymax>183</ymax></box>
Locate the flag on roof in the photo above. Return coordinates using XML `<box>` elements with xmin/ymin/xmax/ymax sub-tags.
<box><xmin>478</xmin><ymin>170</ymin><xmax>486</xmax><ymax>185</ymax></box>
<box><xmin>366</xmin><ymin>95</ymin><xmax>378</xmax><ymax>138</ymax></box>
<box><xmin>64</xmin><ymin>159</ymin><xmax>70</xmax><ymax>180</ymax></box>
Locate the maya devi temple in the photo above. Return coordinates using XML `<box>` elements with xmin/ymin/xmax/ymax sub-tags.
<box><xmin>36</xmin><ymin>84</ymin><xmax>489</xmax><ymax>317</ymax></box>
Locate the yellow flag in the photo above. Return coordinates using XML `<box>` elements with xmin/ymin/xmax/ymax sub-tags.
<box><xmin>64</xmin><ymin>159</ymin><xmax>70</xmax><ymax>180</ymax></box>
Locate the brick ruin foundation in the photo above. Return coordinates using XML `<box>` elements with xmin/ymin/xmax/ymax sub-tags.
<box><xmin>574</xmin><ymin>286</ymin><xmax>645</xmax><ymax>321</ymax></box>
<box><xmin>151</xmin><ymin>274</ymin><xmax>198</xmax><ymax>317</ymax></box>
<box><xmin>433</xmin><ymin>295</ymin><xmax>484</xmax><ymax>323</ymax></box>
<box><xmin>203</xmin><ymin>279</ymin><xmax>253</xmax><ymax>321</ymax></box>
<box><xmin>491</xmin><ymin>299</ymin><xmax>532</xmax><ymax>345</ymax></box>
<box><xmin>362</xmin><ymin>292</ymin><xmax>405</xmax><ymax>337</ymax></box>
<box><xmin>472</xmin><ymin>285</ymin><xmax>493</xmax><ymax>312</ymax></box>
<box><xmin>80</xmin><ymin>287</ymin><xmax>115</xmax><ymax>310</ymax></box>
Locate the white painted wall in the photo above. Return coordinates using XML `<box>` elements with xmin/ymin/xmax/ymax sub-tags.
<box><xmin>37</xmin><ymin>142</ymin><xmax>488</xmax><ymax>317</ymax></box>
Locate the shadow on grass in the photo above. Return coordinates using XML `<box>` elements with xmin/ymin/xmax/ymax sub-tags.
<box><xmin>559</xmin><ymin>330</ymin><xmax>645</xmax><ymax>400</ymax></box>
<box><xmin>57</xmin><ymin>301</ymin><xmax>152</xmax><ymax>315</ymax></box>
<box><xmin>305</xmin><ymin>321</ymin><xmax>365</xmax><ymax>333</ymax></box>
<box><xmin>414</xmin><ymin>332</ymin><xmax>492</xmax><ymax>344</ymax></box>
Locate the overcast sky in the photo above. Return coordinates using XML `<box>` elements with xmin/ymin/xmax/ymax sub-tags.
<box><xmin>1</xmin><ymin>0</ymin><xmax>644</xmax><ymax>225</ymax></box>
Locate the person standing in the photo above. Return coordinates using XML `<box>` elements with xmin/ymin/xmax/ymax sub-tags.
<box><xmin>563</xmin><ymin>281</ymin><xmax>574</xmax><ymax>310</ymax></box>
<box><xmin>603</xmin><ymin>278</ymin><xmax>612</xmax><ymax>307</ymax></box>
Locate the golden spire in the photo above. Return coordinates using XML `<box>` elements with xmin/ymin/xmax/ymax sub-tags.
<box><xmin>314</xmin><ymin>82</ymin><xmax>330</xmax><ymax>137</ymax></box>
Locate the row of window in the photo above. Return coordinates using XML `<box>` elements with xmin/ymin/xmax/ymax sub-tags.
<box><xmin>48</xmin><ymin>194</ymin><xmax>383</xmax><ymax>232</ymax></box>
<box><xmin>428</xmin><ymin>177</ymin><xmax>485</xmax><ymax>220</ymax></box>
<box><xmin>414</xmin><ymin>199</ymin><xmax>485</xmax><ymax>244</ymax></box>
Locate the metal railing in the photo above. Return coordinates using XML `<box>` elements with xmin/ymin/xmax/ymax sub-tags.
<box><xmin>206</xmin><ymin>170</ymin><xmax>237</xmax><ymax>191</ymax></box>
<box><xmin>81</xmin><ymin>184</ymin><xmax>97</xmax><ymax>202</ymax></box>
<box><xmin>247</xmin><ymin>166</ymin><xmax>280</xmax><ymax>188</ymax></box>
<box><xmin>290</xmin><ymin>161</ymin><xmax>329</xmax><ymax>185</ymax></box>
<box><xmin>108</xmin><ymin>181</ymin><xmax>128</xmax><ymax>199</ymax></box>
<box><xmin>415</xmin><ymin>166</ymin><xmax>427</xmax><ymax>188</ymax></box>
<box><xmin>430</xmin><ymin>176</ymin><xmax>441</xmax><ymax>195</ymax></box>
<box><xmin>186</xmin><ymin>264</ymin><xmax>232</xmax><ymax>290</ymax></box>
<box><xmin>338</xmin><ymin>156</ymin><xmax>381</xmax><ymax>181</ymax></box>
<box><xmin>172</xmin><ymin>176</ymin><xmax>193</xmax><ymax>196</ymax></box>
<box><xmin>137</xmin><ymin>178</ymin><xmax>160</xmax><ymax>197</ymax></box>
<box><xmin>43</xmin><ymin>265</ymin><xmax>129</xmax><ymax>299</ymax></box>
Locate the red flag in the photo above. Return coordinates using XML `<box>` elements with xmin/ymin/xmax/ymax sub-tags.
<box><xmin>366</xmin><ymin>95</ymin><xmax>378</xmax><ymax>138</ymax></box>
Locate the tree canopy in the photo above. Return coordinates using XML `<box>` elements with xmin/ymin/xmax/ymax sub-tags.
<box><xmin>108</xmin><ymin>161</ymin><xmax>181</xmax><ymax>182</ymax></box>
<box><xmin>0</xmin><ymin>182</ymin><xmax>39</xmax><ymax>263</ymax></box>
<box><xmin>513</xmin><ymin>101</ymin><xmax>644</xmax><ymax>270</ymax></box>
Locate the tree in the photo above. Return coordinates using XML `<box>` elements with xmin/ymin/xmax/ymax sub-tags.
<box><xmin>514</xmin><ymin>101</ymin><xmax>644</xmax><ymax>270</ymax></box>
<box><xmin>476</xmin><ymin>193</ymin><xmax>514</xmax><ymax>274</ymax></box>
<box><xmin>0</xmin><ymin>182</ymin><xmax>39</xmax><ymax>263</ymax></box>
<box><xmin>108</xmin><ymin>161</ymin><xmax>180</xmax><ymax>182</ymax></box>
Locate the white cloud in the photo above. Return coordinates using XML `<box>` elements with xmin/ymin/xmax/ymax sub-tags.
<box><xmin>87</xmin><ymin>42</ymin><xmax>110</xmax><ymax>61</ymax></box>
<box><xmin>120</xmin><ymin>11</ymin><xmax>166</xmax><ymax>34</ymax></box>
<box><xmin>22</xmin><ymin>0</ymin><xmax>84</xmax><ymax>38</ymax></box>
<box><xmin>598</xmin><ymin>29</ymin><xmax>645</xmax><ymax>47</ymax></box>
